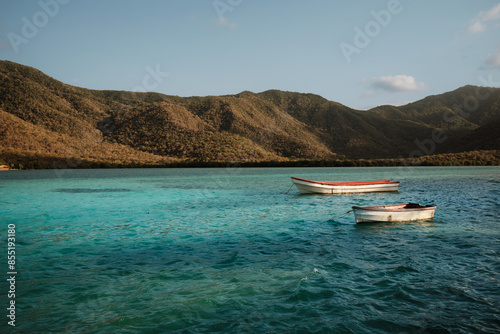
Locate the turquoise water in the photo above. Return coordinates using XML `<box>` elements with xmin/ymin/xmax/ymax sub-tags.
<box><xmin>0</xmin><ymin>166</ymin><xmax>499</xmax><ymax>333</ymax></box>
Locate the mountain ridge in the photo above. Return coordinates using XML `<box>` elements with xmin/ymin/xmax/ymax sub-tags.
<box><xmin>0</xmin><ymin>60</ymin><xmax>499</xmax><ymax>168</ymax></box>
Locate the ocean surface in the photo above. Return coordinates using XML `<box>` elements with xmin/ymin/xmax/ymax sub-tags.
<box><xmin>0</xmin><ymin>166</ymin><xmax>499</xmax><ymax>333</ymax></box>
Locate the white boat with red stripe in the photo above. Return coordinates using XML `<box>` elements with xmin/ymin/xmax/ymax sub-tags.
<box><xmin>291</xmin><ymin>177</ymin><xmax>400</xmax><ymax>194</ymax></box>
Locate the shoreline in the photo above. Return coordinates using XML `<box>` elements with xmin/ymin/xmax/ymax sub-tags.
<box><xmin>2</xmin><ymin>150</ymin><xmax>499</xmax><ymax>170</ymax></box>
<box><xmin>1</xmin><ymin>159</ymin><xmax>498</xmax><ymax>170</ymax></box>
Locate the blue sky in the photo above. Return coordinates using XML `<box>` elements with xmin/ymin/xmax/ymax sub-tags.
<box><xmin>1</xmin><ymin>0</ymin><xmax>499</xmax><ymax>109</ymax></box>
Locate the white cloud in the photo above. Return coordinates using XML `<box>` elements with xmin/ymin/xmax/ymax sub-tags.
<box><xmin>468</xmin><ymin>21</ymin><xmax>486</xmax><ymax>33</ymax></box>
<box><xmin>468</xmin><ymin>3</ymin><xmax>500</xmax><ymax>33</ymax></box>
<box><xmin>485</xmin><ymin>48</ymin><xmax>500</xmax><ymax>68</ymax></box>
<box><xmin>362</xmin><ymin>75</ymin><xmax>426</xmax><ymax>93</ymax></box>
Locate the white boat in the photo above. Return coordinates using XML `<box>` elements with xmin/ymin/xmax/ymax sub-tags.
<box><xmin>291</xmin><ymin>177</ymin><xmax>399</xmax><ymax>194</ymax></box>
<box><xmin>352</xmin><ymin>203</ymin><xmax>436</xmax><ymax>223</ymax></box>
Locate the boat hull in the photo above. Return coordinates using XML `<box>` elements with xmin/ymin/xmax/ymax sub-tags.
<box><xmin>352</xmin><ymin>203</ymin><xmax>436</xmax><ymax>223</ymax></box>
<box><xmin>291</xmin><ymin>177</ymin><xmax>399</xmax><ymax>194</ymax></box>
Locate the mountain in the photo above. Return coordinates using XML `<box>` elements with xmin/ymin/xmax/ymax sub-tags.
<box><xmin>0</xmin><ymin>60</ymin><xmax>499</xmax><ymax>168</ymax></box>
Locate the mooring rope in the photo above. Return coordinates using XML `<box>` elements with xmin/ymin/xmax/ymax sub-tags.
<box><xmin>285</xmin><ymin>183</ymin><xmax>294</xmax><ymax>194</ymax></box>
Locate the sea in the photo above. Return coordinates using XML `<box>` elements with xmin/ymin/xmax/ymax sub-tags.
<box><xmin>0</xmin><ymin>166</ymin><xmax>499</xmax><ymax>333</ymax></box>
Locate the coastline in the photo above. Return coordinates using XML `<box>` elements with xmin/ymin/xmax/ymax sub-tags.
<box><xmin>0</xmin><ymin>154</ymin><xmax>498</xmax><ymax>170</ymax></box>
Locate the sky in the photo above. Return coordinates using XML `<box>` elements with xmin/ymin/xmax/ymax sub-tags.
<box><xmin>0</xmin><ymin>0</ymin><xmax>499</xmax><ymax>110</ymax></box>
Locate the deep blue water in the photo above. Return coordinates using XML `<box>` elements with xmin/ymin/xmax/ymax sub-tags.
<box><xmin>0</xmin><ymin>166</ymin><xmax>499</xmax><ymax>333</ymax></box>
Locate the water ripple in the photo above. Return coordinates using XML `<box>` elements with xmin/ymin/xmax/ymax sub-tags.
<box><xmin>54</xmin><ymin>188</ymin><xmax>133</xmax><ymax>193</ymax></box>
<box><xmin>1</xmin><ymin>167</ymin><xmax>499</xmax><ymax>333</ymax></box>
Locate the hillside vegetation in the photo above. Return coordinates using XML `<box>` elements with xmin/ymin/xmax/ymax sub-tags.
<box><xmin>0</xmin><ymin>60</ymin><xmax>498</xmax><ymax>168</ymax></box>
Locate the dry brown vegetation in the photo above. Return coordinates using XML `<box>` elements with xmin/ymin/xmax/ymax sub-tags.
<box><xmin>0</xmin><ymin>60</ymin><xmax>498</xmax><ymax>169</ymax></box>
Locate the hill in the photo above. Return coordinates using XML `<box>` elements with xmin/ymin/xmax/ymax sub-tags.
<box><xmin>0</xmin><ymin>60</ymin><xmax>499</xmax><ymax>168</ymax></box>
